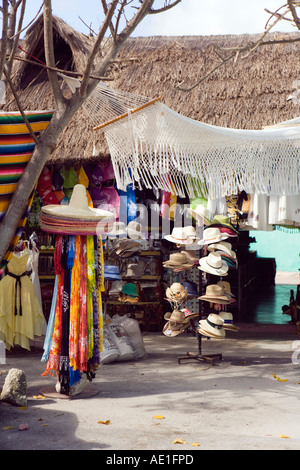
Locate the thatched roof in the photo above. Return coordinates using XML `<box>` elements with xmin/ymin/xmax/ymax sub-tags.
<box><xmin>3</xmin><ymin>16</ymin><xmax>300</xmax><ymax>164</ymax></box>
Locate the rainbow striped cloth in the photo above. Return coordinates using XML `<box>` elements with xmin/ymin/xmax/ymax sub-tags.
<box><xmin>0</xmin><ymin>110</ymin><xmax>54</xmax><ymax>273</ymax></box>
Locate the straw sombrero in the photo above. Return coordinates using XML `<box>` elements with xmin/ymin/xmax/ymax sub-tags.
<box><xmin>41</xmin><ymin>184</ymin><xmax>114</xmax><ymax>235</ymax></box>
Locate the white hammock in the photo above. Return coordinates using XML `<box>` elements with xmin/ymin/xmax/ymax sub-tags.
<box><xmin>82</xmin><ymin>81</ymin><xmax>300</xmax><ymax>199</ymax></box>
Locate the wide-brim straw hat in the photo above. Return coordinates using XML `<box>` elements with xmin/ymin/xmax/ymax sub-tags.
<box><xmin>198</xmin><ymin>284</ymin><xmax>231</xmax><ymax>304</ymax></box>
<box><xmin>163</xmin><ymin>252</ymin><xmax>194</xmax><ymax>269</ymax></box>
<box><xmin>198</xmin><ymin>252</ymin><xmax>229</xmax><ymax>276</ymax></box>
<box><xmin>208</xmin><ymin>215</ymin><xmax>239</xmax><ymax>235</ymax></box>
<box><xmin>217</xmin><ymin>280</ymin><xmax>236</xmax><ymax>302</ymax></box>
<box><xmin>163</xmin><ymin>321</ymin><xmax>188</xmax><ymax>337</ymax></box>
<box><xmin>218</xmin><ymin>311</ymin><xmax>239</xmax><ymax>331</ymax></box>
<box><xmin>165</xmin><ymin>283</ymin><xmax>188</xmax><ymax>302</ymax></box>
<box><xmin>41</xmin><ymin>184</ymin><xmax>114</xmax><ymax>235</ymax></box>
<box><xmin>198</xmin><ymin>313</ymin><xmax>225</xmax><ymax>338</ymax></box>
<box><xmin>164</xmin><ymin>226</ymin><xmax>197</xmax><ymax>245</ymax></box>
<box><xmin>187</xmin><ymin>204</ymin><xmax>210</xmax><ymax>225</ymax></box>
<box><xmin>164</xmin><ymin>308</ymin><xmax>198</xmax><ymax>323</ymax></box>
<box><xmin>198</xmin><ymin>227</ymin><xmax>228</xmax><ymax>246</ymax></box>
<box><xmin>208</xmin><ymin>241</ymin><xmax>236</xmax><ymax>259</ymax></box>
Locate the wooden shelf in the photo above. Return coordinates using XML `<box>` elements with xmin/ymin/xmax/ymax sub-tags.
<box><xmin>106</xmin><ymin>301</ymin><xmax>160</xmax><ymax>305</ymax></box>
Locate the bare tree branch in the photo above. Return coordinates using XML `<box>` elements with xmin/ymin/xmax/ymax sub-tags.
<box><xmin>43</xmin><ymin>0</ymin><xmax>64</xmax><ymax>105</ymax></box>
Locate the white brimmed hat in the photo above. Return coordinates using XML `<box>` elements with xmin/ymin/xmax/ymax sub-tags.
<box><xmin>218</xmin><ymin>311</ymin><xmax>239</xmax><ymax>331</ymax></box>
<box><xmin>198</xmin><ymin>313</ymin><xmax>225</xmax><ymax>338</ymax></box>
<box><xmin>208</xmin><ymin>241</ymin><xmax>236</xmax><ymax>259</ymax></box>
<box><xmin>198</xmin><ymin>252</ymin><xmax>229</xmax><ymax>276</ymax></box>
<box><xmin>198</xmin><ymin>227</ymin><xmax>228</xmax><ymax>246</ymax></box>
<box><xmin>164</xmin><ymin>226</ymin><xmax>197</xmax><ymax>245</ymax></box>
<box><xmin>187</xmin><ymin>204</ymin><xmax>210</xmax><ymax>225</ymax></box>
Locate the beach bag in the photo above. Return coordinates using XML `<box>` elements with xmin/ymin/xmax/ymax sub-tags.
<box><xmin>100</xmin><ymin>324</ymin><xmax>119</xmax><ymax>364</ymax></box>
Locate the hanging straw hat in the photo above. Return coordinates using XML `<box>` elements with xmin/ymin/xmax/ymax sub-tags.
<box><xmin>198</xmin><ymin>284</ymin><xmax>231</xmax><ymax>304</ymax></box>
<box><xmin>165</xmin><ymin>283</ymin><xmax>188</xmax><ymax>302</ymax></box>
<box><xmin>41</xmin><ymin>184</ymin><xmax>114</xmax><ymax>235</ymax></box>
<box><xmin>164</xmin><ymin>308</ymin><xmax>198</xmax><ymax>323</ymax></box>
<box><xmin>163</xmin><ymin>309</ymin><xmax>196</xmax><ymax>337</ymax></box>
<box><xmin>163</xmin><ymin>252</ymin><xmax>194</xmax><ymax>269</ymax></box>
<box><xmin>217</xmin><ymin>281</ymin><xmax>236</xmax><ymax>302</ymax></box>
<box><xmin>198</xmin><ymin>227</ymin><xmax>228</xmax><ymax>246</ymax></box>
<box><xmin>198</xmin><ymin>313</ymin><xmax>225</xmax><ymax>338</ymax></box>
<box><xmin>218</xmin><ymin>311</ymin><xmax>239</xmax><ymax>331</ymax></box>
<box><xmin>198</xmin><ymin>252</ymin><xmax>229</xmax><ymax>276</ymax></box>
<box><xmin>164</xmin><ymin>226</ymin><xmax>196</xmax><ymax>245</ymax></box>
<box><xmin>208</xmin><ymin>241</ymin><xmax>236</xmax><ymax>259</ymax></box>
<box><xmin>208</xmin><ymin>215</ymin><xmax>239</xmax><ymax>236</ymax></box>
<box><xmin>187</xmin><ymin>204</ymin><xmax>210</xmax><ymax>225</ymax></box>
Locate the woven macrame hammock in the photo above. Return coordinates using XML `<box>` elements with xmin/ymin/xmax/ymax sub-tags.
<box><xmin>81</xmin><ymin>81</ymin><xmax>300</xmax><ymax>199</ymax></box>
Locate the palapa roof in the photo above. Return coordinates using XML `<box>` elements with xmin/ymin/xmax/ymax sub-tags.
<box><xmin>3</xmin><ymin>15</ymin><xmax>300</xmax><ymax>164</ymax></box>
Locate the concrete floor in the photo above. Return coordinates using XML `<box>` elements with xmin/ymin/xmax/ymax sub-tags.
<box><xmin>1</xmin><ymin>322</ymin><xmax>300</xmax><ymax>452</ymax></box>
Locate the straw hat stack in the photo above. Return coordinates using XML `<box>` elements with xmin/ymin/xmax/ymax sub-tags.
<box><xmin>198</xmin><ymin>313</ymin><xmax>226</xmax><ymax>339</ymax></box>
<box><xmin>163</xmin><ymin>308</ymin><xmax>198</xmax><ymax>337</ymax></box>
<box><xmin>41</xmin><ymin>184</ymin><xmax>115</xmax><ymax>235</ymax></box>
<box><xmin>165</xmin><ymin>283</ymin><xmax>188</xmax><ymax>304</ymax></box>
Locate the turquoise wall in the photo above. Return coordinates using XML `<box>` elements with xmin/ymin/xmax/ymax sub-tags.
<box><xmin>249</xmin><ymin>230</ymin><xmax>300</xmax><ymax>272</ymax></box>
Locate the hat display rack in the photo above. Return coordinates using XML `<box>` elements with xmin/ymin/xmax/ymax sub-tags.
<box><xmin>39</xmin><ymin>184</ymin><xmax>115</xmax><ymax>397</ymax></box>
<box><xmin>163</xmin><ymin>212</ymin><xmax>239</xmax><ymax>366</ymax></box>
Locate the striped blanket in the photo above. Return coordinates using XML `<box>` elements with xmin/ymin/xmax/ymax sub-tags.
<box><xmin>0</xmin><ymin>110</ymin><xmax>54</xmax><ymax>273</ymax></box>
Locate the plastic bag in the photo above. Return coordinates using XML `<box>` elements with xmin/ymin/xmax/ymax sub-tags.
<box><xmin>100</xmin><ymin>324</ymin><xmax>119</xmax><ymax>364</ymax></box>
<box><xmin>108</xmin><ymin>322</ymin><xmax>135</xmax><ymax>361</ymax></box>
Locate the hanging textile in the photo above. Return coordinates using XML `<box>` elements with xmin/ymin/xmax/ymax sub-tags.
<box><xmin>80</xmin><ymin>80</ymin><xmax>300</xmax><ymax>199</ymax></box>
<box><xmin>0</xmin><ymin>110</ymin><xmax>54</xmax><ymax>273</ymax></box>
<box><xmin>0</xmin><ymin>247</ymin><xmax>45</xmax><ymax>350</ymax></box>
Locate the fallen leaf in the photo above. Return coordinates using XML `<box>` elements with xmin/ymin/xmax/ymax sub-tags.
<box><xmin>172</xmin><ymin>438</ymin><xmax>186</xmax><ymax>444</ymax></box>
<box><xmin>279</xmin><ymin>434</ymin><xmax>290</xmax><ymax>439</ymax></box>
<box><xmin>18</xmin><ymin>406</ymin><xmax>27</xmax><ymax>410</ymax></box>
<box><xmin>192</xmin><ymin>442</ymin><xmax>200</xmax><ymax>447</ymax></box>
<box><xmin>41</xmin><ymin>424</ymin><xmax>48</xmax><ymax>427</ymax></box>
<box><xmin>97</xmin><ymin>420</ymin><xmax>111</xmax><ymax>425</ymax></box>
<box><xmin>2</xmin><ymin>426</ymin><xmax>14</xmax><ymax>430</ymax></box>
<box><xmin>33</xmin><ymin>394</ymin><xmax>45</xmax><ymax>400</ymax></box>
<box><xmin>18</xmin><ymin>423</ymin><xmax>28</xmax><ymax>431</ymax></box>
<box><xmin>273</xmin><ymin>374</ymin><xmax>288</xmax><ymax>382</ymax></box>
<box><xmin>153</xmin><ymin>415</ymin><xmax>165</xmax><ymax>420</ymax></box>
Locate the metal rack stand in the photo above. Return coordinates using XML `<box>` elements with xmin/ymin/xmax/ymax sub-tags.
<box><xmin>177</xmin><ymin>320</ymin><xmax>222</xmax><ymax>365</ymax></box>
